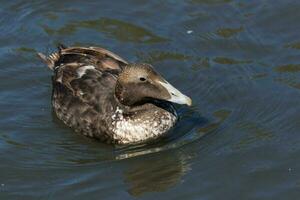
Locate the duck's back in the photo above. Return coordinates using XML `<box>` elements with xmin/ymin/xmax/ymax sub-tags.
<box><xmin>52</xmin><ymin>67</ymin><xmax>115</xmax><ymax>141</ymax></box>
<box><xmin>42</xmin><ymin>46</ymin><xmax>128</xmax><ymax>143</ymax></box>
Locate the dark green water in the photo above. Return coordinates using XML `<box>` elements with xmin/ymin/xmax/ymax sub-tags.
<box><xmin>1</xmin><ymin>0</ymin><xmax>300</xmax><ymax>199</ymax></box>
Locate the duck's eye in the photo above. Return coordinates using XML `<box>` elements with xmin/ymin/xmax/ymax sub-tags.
<box><xmin>139</xmin><ymin>77</ymin><xmax>146</xmax><ymax>82</ymax></box>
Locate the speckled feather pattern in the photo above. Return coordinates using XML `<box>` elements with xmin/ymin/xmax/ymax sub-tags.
<box><xmin>110</xmin><ymin>106</ymin><xmax>177</xmax><ymax>144</ymax></box>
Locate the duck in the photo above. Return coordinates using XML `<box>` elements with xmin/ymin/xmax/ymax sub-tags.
<box><xmin>38</xmin><ymin>44</ymin><xmax>192</xmax><ymax>145</ymax></box>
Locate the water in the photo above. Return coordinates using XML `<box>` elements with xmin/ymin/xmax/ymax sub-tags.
<box><xmin>1</xmin><ymin>0</ymin><xmax>300</xmax><ymax>199</ymax></box>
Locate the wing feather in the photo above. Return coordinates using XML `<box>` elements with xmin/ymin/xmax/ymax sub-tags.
<box><xmin>38</xmin><ymin>45</ymin><xmax>128</xmax><ymax>72</ymax></box>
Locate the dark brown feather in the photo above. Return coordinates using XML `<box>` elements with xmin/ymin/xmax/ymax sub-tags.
<box><xmin>56</xmin><ymin>46</ymin><xmax>128</xmax><ymax>72</ymax></box>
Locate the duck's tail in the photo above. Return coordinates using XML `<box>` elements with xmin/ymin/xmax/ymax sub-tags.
<box><xmin>37</xmin><ymin>44</ymin><xmax>66</xmax><ymax>70</ymax></box>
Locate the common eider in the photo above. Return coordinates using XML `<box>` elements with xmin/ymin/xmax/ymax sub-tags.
<box><xmin>38</xmin><ymin>45</ymin><xmax>192</xmax><ymax>144</ymax></box>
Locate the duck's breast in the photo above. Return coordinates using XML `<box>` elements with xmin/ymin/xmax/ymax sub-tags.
<box><xmin>110</xmin><ymin>106</ymin><xmax>177</xmax><ymax>144</ymax></box>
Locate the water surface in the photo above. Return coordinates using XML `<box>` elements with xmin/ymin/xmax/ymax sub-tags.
<box><xmin>1</xmin><ymin>0</ymin><xmax>300</xmax><ymax>199</ymax></box>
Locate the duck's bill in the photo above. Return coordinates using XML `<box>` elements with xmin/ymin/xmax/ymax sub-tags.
<box><xmin>159</xmin><ymin>81</ymin><xmax>192</xmax><ymax>106</ymax></box>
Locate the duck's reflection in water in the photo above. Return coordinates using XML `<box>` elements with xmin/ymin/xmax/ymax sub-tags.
<box><xmin>119</xmin><ymin>109</ymin><xmax>221</xmax><ymax>196</ymax></box>
<box><xmin>123</xmin><ymin>151</ymin><xmax>191</xmax><ymax>197</ymax></box>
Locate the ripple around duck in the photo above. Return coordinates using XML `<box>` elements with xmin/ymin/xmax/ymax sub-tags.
<box><xmin>0</xmin><ymin>104</ymin><xmax>221</xmax><ymax>169</ymax></box>
<box><xmin>29</xmin><ymin>107</ymin><xmax>213</xmax><ymax>165</ymax></box>
<box><xmin>114</xmin><ymin>107</ymin><xmax>232</xmax><ymax>160</ymax></box>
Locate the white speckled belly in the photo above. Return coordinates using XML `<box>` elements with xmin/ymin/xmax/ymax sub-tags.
<box><xmin>111</xmin><ymin>107</ymin><xmax>177</xmax><ymax>144</ymax></box>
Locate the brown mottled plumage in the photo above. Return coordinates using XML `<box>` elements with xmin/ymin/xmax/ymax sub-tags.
<box><xmin>38</xmin><ymin>45</ymin><xmax>191</xmax><ymax>144</ymax></box>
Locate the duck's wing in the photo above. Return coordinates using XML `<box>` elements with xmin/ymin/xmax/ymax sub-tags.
<box><xmin>52</xmin><ymin>61</ymin><xmax>117</xmax><ymax>108</ymax></box>
<box><xmin>37</xmin><ymin>44</ymin><xmax>128</xmax><ymax>72</ymax></box>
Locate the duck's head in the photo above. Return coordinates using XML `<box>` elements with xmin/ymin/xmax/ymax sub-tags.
<box><xmin>115</xmin><ymin>63</ymin><xmax>192</xmax><ymax>107</ymax></box>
